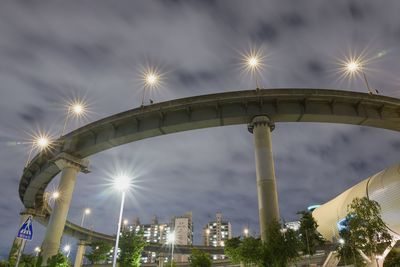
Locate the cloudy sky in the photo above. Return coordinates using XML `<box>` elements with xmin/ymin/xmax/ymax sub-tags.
<box><xmin>1</xmin><ymin>0</ymin><xmax>400</xmax><ymax>260</ymax></box>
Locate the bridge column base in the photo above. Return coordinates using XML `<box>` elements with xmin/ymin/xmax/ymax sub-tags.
<box><xmin>73</xmin><ymin>240</ymin><xmax>86</xmax><ymax>267</ymax></box>
<box><xmin>41</xmin><ymin>153</ymin><xmax>89</xmax><ymax>266</ymax></box>
<box><xmin>248</xmin><ymin>116</ymin><xmax>280</xmax><ymax>242</ymax></box>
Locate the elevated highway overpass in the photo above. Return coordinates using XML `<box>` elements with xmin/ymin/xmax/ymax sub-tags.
<box><xmin>17</xmin><ymin>88</ymin><xmax>400</xmax><ymax>265</ymax></box>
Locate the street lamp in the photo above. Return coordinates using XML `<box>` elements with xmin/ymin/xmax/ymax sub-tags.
<box><xmin>344</xmin><ymin>59</ymin><xmax>378</xmax><ymax>95</ymax></box>
<box><xmin>34</xmin><ymin>247</ymin><xmax>41</xmax><ymax>257</ymax></box>
<box><xmin>25</xmin><ymin>134</ymin><xmax>52</xmax><ymax>167</ymax></box>
<box><xmin>51</xmin><ymin>191</ymin><xmax>60</xmax><ymax>200</ymax></box>
<box><xmin>205</xmin><ymin>228</ymin><xmax>211</xmax><ymax>246</ymax></box>
<box><xmin>63</xmin><ymin>244</ymin><xmax>71</xmax><ymax>258</ymax></box>
<box><xmin>112</xmin><ymin>175</ymin><xmax>132</xmax><ymax>267</ymax></box>
<box><xmin>60</xmin><ymin>100</ymin><xmax>87</xmax><ymax>136</ymax></box>
<box><xmin>241</xmin><ymin>48</ymin><xmax>266</xmax><ymax>89</ymax></box>
<box><xmin>167</xmin><ymin>231</ymin><xmax>175</xmax><ymax>267</ymax></box>
<box><xmin>243</xmin><ymin>227</ymin><xmax>249</xmax><ymax>237</ymax></box>
<box><xmin>141</xmin><ymin>69</ymin><xmax>161</xmax><ymax>106</ymax></box>
<box><xmin>80</xmin><ymin>208</ymin><xmax>91</xmax><ymax>227</ymax></box>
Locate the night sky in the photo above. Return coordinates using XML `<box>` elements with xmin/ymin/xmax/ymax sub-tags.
<box><xmin>1</xmin><ymin>0</ymin><xmax>400</xmax><ymax>260</ymax></box>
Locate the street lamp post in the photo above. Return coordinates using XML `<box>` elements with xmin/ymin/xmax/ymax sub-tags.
<box><xmin>241</xmin><ymin>48</ymin><xmax>265</xmax><ymax>90</ymax></box>
<box><xmin>34</xmin><ymin>247</ymin><xmax>41</xmax><ymax>257</ymax></box>
<box><xmin>141</xmin><ymin>69</ymin><xmax>160</xmax><ymax>106</ymax></box>
<box><xmin>205</xmin><ymin>229</ymin><xmax>210</xmax><ymax>246</ymax></box>
<box><xmin>63</xmin><ymin>245</ymin><xmax>71</xmax><ymax>258</ymax></box>
<box><xmin>80</xmin><ymin>208</ymin><xmax>91</xmax><ymax>227</ymax></box>
<box><xmin>345</xmin><ymin>60</ymin><xmax>378</xmax><ymax>95</ymax></box>
<box><xmin>25</xmin><ymin>135</ymin><xmax>51</xmax><ymax>167</ymax></box>
<box><xmin>243</xmin><ymin>227</ymin><xmax>249</xmax><ymax>237</ymax></box>
<box><xmin>167</xmin><ymin>232</ymin><xmax>175</xmax><ymax>267</ymax></box>
<box><xmin>112</xmin><ymin>175</ymin><xmax>131</xmax><ymax>267</ymax></box>
<box><xmin>60</xmin><ymin>101</ymin><xmax>87</xmax><ymax>137</ymax></box>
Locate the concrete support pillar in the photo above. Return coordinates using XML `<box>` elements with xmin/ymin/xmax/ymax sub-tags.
<box><xmin>41</xmin><ymin>153</ymin><xmax>89</xmax><ymax>266</ymax></box>
<box><xmin>248</xmin><ymin>116</ymin><xmax>280</xmax><ymax>242</ymax></box>
<box><xmin>73</xmin><ymin>241</ymin><xmax>86</xmax><ymax>267</ymax></box>
<box><xmin>157</xmin><ymin>253</ymin><xmax>165</xmax><ymax>267</ymax></box>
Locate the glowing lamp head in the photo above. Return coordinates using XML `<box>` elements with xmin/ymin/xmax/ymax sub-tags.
<box><xmin>123</xmin><ymin>219</ymin><xmax>128</xmax><ymax>225</ymax></box>
<box><xmin>84</xmin><ymin>208</ymin><xmax>91</xmax><ymax>215</ymax></box>
<box><xmin>346</xmin><ymin>61</ymin><xmax>360</xmax><ymax>72</ymax></box>
<box><xmin>36</xmin><ymin>137</ymin><xmax>50</xmax><ymax>150</ymax></box>
<box><xmin>248</xmin><ymin>57</ymin><xmax>259</xmax><ymax>68</ymax></box>
<box><xmin>146</xmin><ymin>73</ymin><xmax>158</xmax><ymax>86</ymax></box>
<box><xmin>63</xmin><ymin>245</ymin><xmax>71</xmax><ymax>252</ymax></box>
<box><xmin>167</xmin><ymin>232</ymin><xmax>175</xmax><ymax>244</ymax></box>
<box><xmin>34</xmin><ymin>247</ymin><xmax>41</xmax><ymax>253</ymax></box>
<box><xmin>244</xmin><ymin>228</ymin><xmax>249</xmax><ymax>235</ymax></box>
<box><xmin>206</xmin><ymin>229</ymin><xmax>210</xmax><ymax>235</ymax></box>
<box><xmin>338</xmin><ymin>238</ymin><xmax>345</xmax><ymax>245</ymax></box>
<box><xmin>72</xmin><ymin>103</ymin><xmax>84</xmax><ymax>115</ymax></box>
<box><xmin>52</xmin><ymin>191</ymin><xmax>60</xmax><ymax>199</ymax></box>
<box><xmin>113</xmin><ymin>175</ymin><xmax>131</xmax><ymax>192</ymax></box>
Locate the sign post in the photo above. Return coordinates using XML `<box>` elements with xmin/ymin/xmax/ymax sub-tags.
<box><xmin>15</xmin><ymin>216</ymin><xmax>34</xmax><ymax>267</ymax></box>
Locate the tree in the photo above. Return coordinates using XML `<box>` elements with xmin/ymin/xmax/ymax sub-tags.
<box><xmin>337</xmin><ymin>197</ymin><xmax>392</xmax><ymax>267</ymax></box>
<box><xmin>298</xmin><ymin>210</ymin><xmax>324</xmax><ymax>255</ymax></box>
<box><xmin>46</xmin><ymin>252</ymin><xmax>69</xmax><ymax>267</ymax></box>
<box><xmin>165</xmin><ymin>260</ymin><xmax>177</xmax><ymax>267</ymax></box>
<box><xmin>224</xmin><ymin>236</ymin><xmax>262</xmax><ymax>266</ymax></box>
<box><xmin>240</xmin><ymin>237</ymin><xmax>263</xmax><ymax>266</ymax></box>
<box><xmin>85</xmin><ymin>241</ymin><xmax>112</xmax><ymax>264</ymax></box>
<box><xmin>261</xmin><ymin>220</ymin><xmax>300</xmax><ymax>267</ymax></box>
<box><xmin>118</xmin><ymin>230</ymin><xmax>146</xmax><ymax>267</ymax></box>
<box><xmin>224</xmin><ymin>237</ymin><xmax>242</xmax><ymax>264</ymax></box>
<box><xmin>225</xmin><ymin>221</ymin><xmax>300</xmax><ymax>267</ymax></box>
<box><xmin>19</xmin><ymin>253</ymin><xmax>37</xmax><ymax>267</ymax></box>
<box><xmin>189</xmin><ymin>249</ymin><xmax>212</xmax><ymax>267</ymax></box>
<box><xmin>384</xmin><ymin>248</ymin><xmax>400</xmax><ymax>267</ymax></box>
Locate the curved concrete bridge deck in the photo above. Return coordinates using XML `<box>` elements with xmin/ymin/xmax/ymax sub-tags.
<box><xmin>19</xmin><ymin>88</ymin><xmax>400</xmax><ymax>244</ymax></box>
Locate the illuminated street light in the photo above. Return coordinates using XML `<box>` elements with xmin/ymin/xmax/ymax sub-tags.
<box><xmin>339</xmin><ymin>238</ymin><xmax>345</xmax><ymax>245</ymax></box>
<box><xmin>80</xmin><ymin>208</ymin><xmax>91</xmax><ymax>227</ymax></box>
<box><xmin>51</xmin><ymin>191</ymin><xmax>60</xmax><ymax>200</ymax></box>
<box><xmin>167</xmin><ymin>232</ymin><xmax>175</xmax><ymax>267</ymax></box>
<box><xmin>61</xmin><ymin>100</ymin><xmax>88</xmax><ymax>136</ymax></box>
<box><xmin>341</xmin><ymin>57</ymin><xmax>379</xmax><ymax>95</ymax></box>
<box><xmin>63</xmin><ymin>244</ymin><xmax>71</xmax><ymax>258</ymax></box>
<box><xmin>25</xmin><ymin>134</ymin><xmax>52</xmax><ymax>167</ymax></box>
<box><xmin>123</xmin><ymin>219</ymin><xmax>128</xmax><ymax>226</ymax></box>
<box><xmin>240</xmin><ymin>48</ymin><xmax>266</xmax><ymax>89</ymax></box>
<box><xmin>346</xmin><ymin>61</ymin><xmax>360</xmax><ymax>72</ymax></box>
<box><xmin>112</xmin><ymin>175</ymin><xmax>132</xmax><ymax>267</ymax></box>
<box><xmin>141</xmin><ymin>69</ymin><xmax>161</xmax><ymax>106</ymax></box>
<box><xmin>34</xmin><ymin>247</ymin><xmax>41</xmax><ymax>257</ymax></box>
<box><xmin>243</xmin><ymin>227</ymin><xmax>249</xmax><ymax>237</ymax></box>
<box><xmin>247</xmin><ymin>56</ymin><xmax>259</xmax><ymax>70</ymax></box>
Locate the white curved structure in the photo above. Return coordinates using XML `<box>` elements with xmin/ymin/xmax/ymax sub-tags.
<box><xmin>312</xmin><ymin>164</ymin><xmax>400</xmax><ymax>241</ymax></box>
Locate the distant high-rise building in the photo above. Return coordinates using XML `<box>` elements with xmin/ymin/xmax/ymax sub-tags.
<box><xmin>171</xmin><ymin>212</ymin><xmax>193</xmax><ymax>263</ymax></box>
<box><xmin>128</xmin><ymin>216</ymin><xmax>171</xmax><ymax>245</ymax></box>
<box><xmin>114</xmin><ymin>212</ymin><xmax>193</xmax><ymax>264</ymax></box>
<box><xmin>202</xmin><ymin>212</ymin><xmax>232</xmax><ymax>247</ymax></box>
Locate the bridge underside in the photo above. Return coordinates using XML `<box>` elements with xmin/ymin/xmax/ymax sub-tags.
<box><xmin>18</xmin><ymin>88</ymin><xmax>400</xmax><ymax>244</ymax></box>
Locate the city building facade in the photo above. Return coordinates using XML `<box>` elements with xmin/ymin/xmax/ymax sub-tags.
<box><xmin>202</xmin><ymin>212</ymin><xmax>232</xmax><ymax>260</ymax></box>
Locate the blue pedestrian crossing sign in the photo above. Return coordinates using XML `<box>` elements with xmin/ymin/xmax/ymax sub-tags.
<box><xmin>17</xmin><ymin>216</ymin><xmax>33</xmax><ymax>241</ymax></box>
